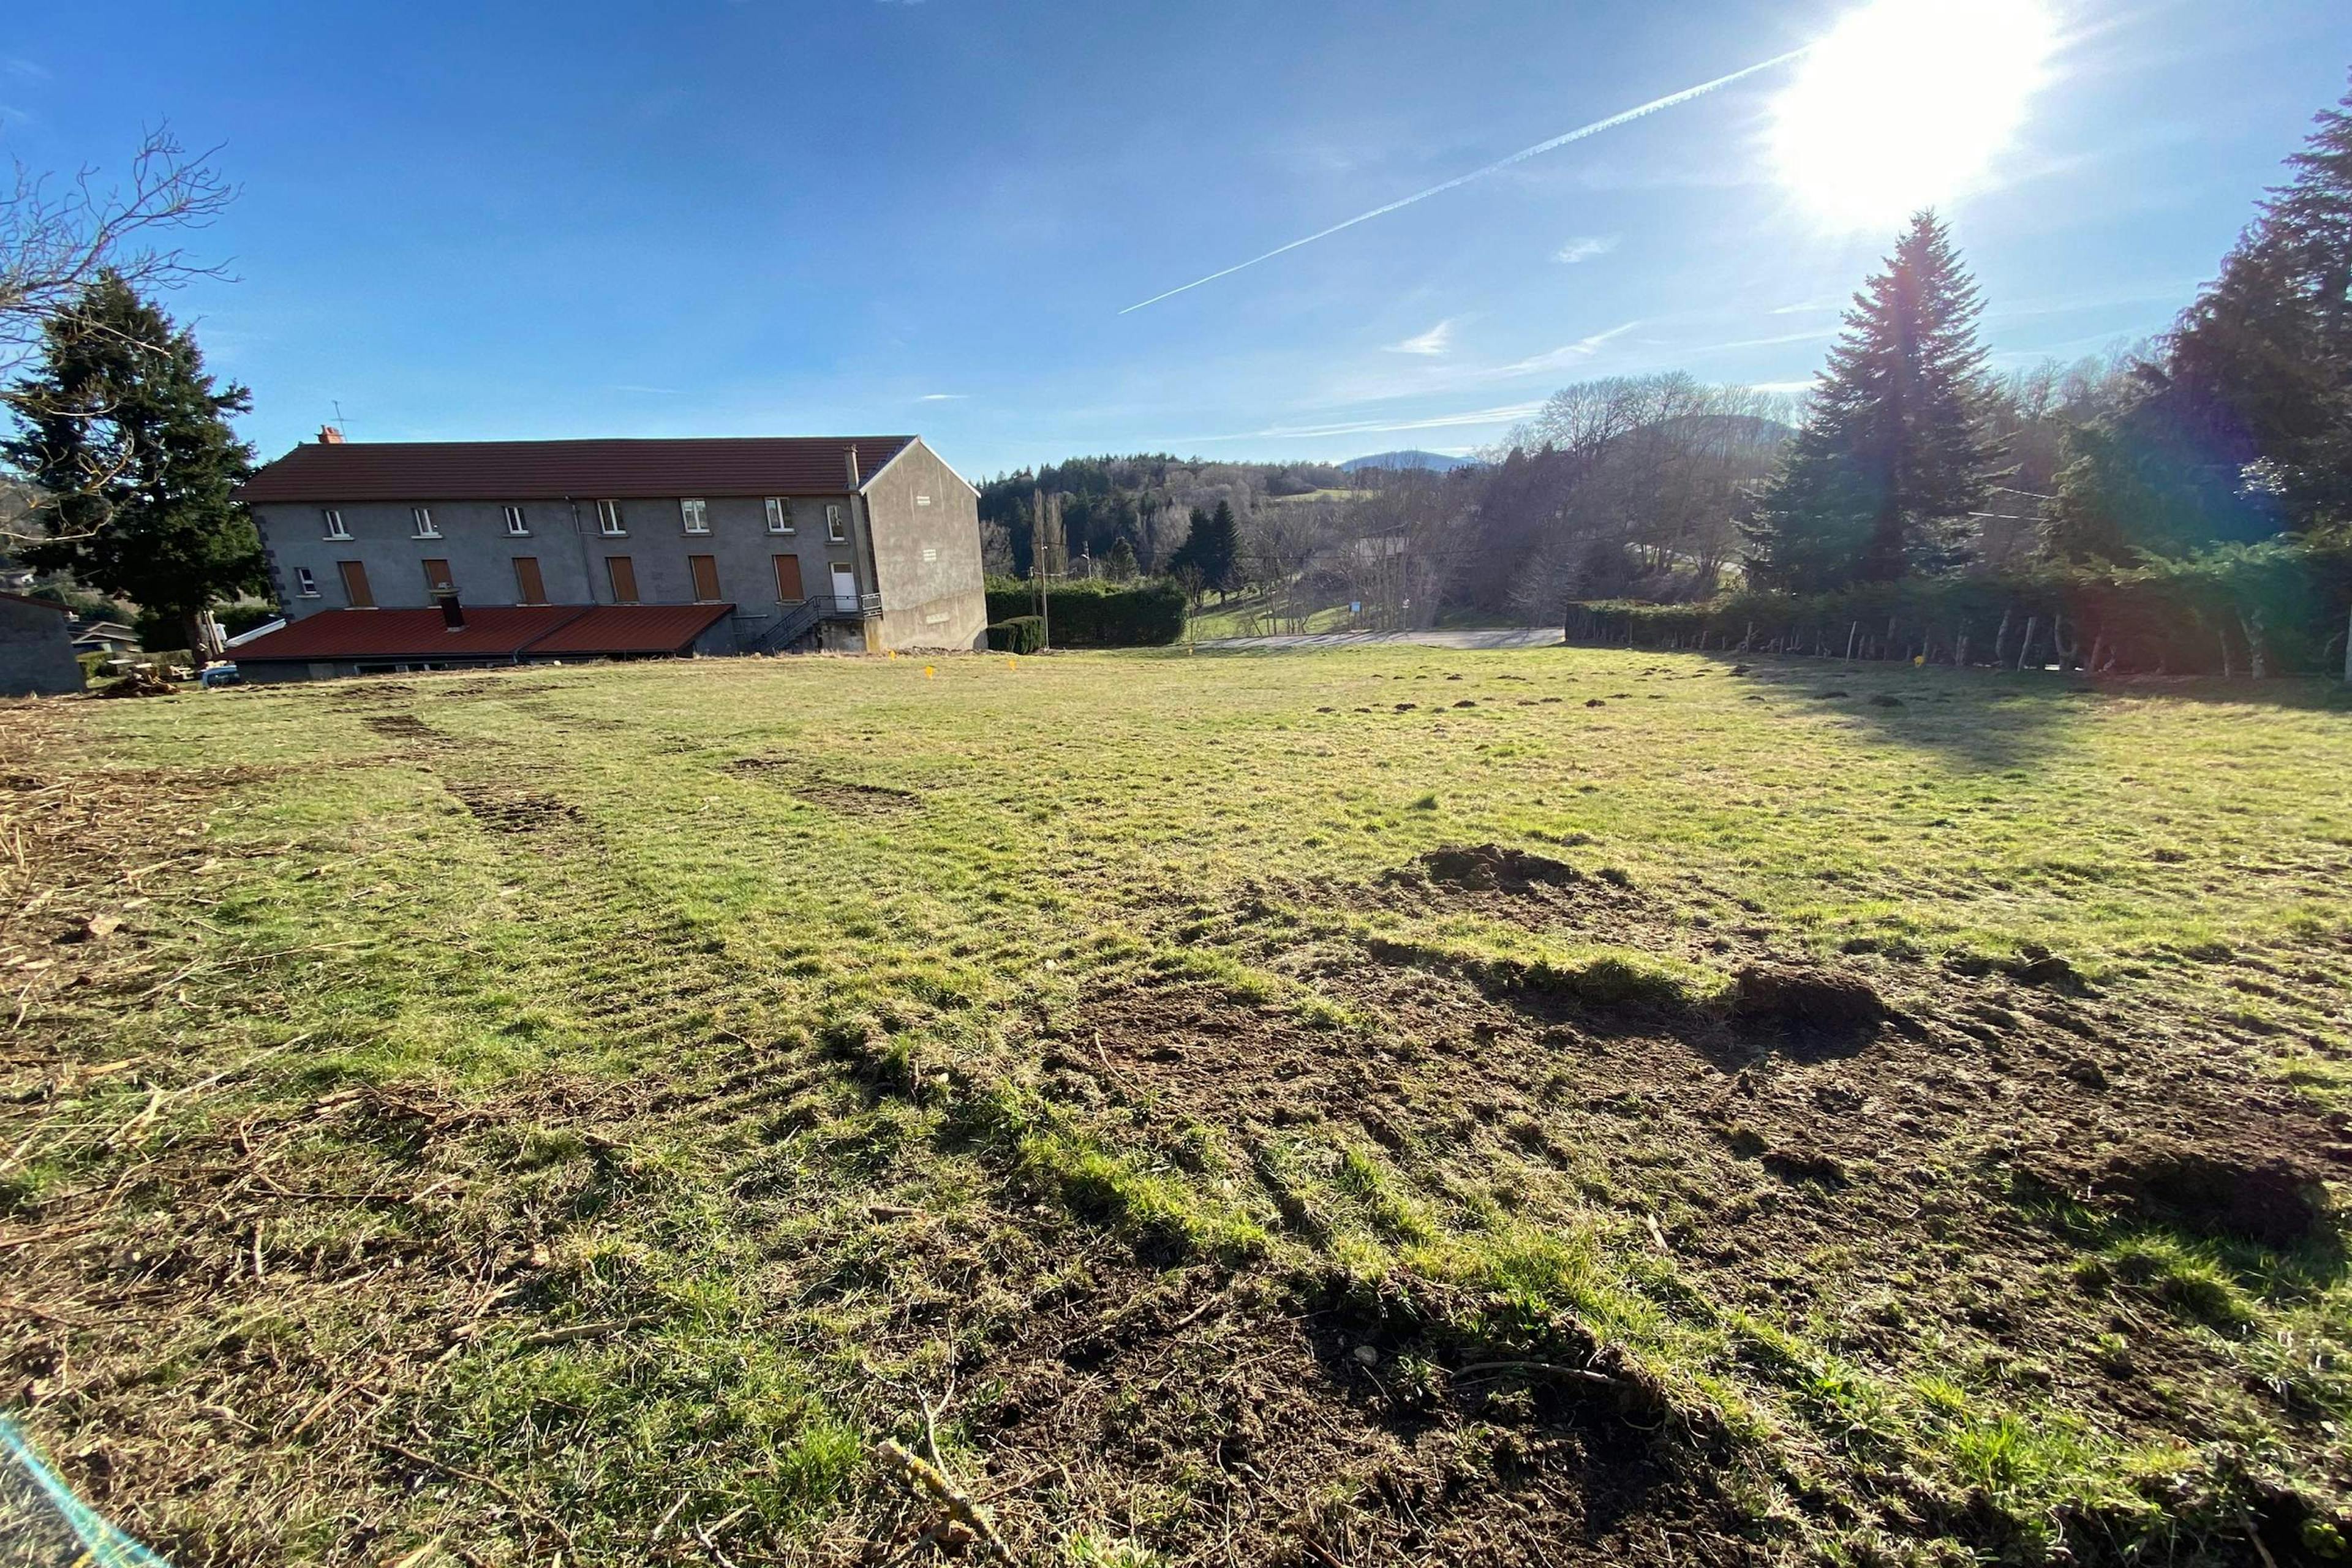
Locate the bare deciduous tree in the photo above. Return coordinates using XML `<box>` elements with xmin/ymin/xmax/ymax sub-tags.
<box><xmin>1</xmin><ymin>126</ymin><xmax>234</xmax><ymax>371</ymax></box>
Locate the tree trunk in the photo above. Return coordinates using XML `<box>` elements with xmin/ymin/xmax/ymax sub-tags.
<box><xmin>1845</xmin><ymin>622</ymin><xmax>1858</xmax><ymax>662</ymax></box>
<box><xmin>2241</xmin><ymin>610</ymin><xmax>2267</xmax><ymax>680</ymax></box>
<box><xmin>180</xmin><ymin>611</ymin><xmax>211</xmax><ymax>670</ymax></box>
<box><xmin>2016</xmin><ymin>616</ymin><xmax>2037</xmax><ymax>672</ymax></box>
<box><xmin>1992</xmin><ymin>608</ymin><xmax>2012</xmax><ymax>668</ymax></box>
<box><xmin>1954</xmin><ymin>631</ymin><xmax>1969</xmax><ymax>668</ymax></box>
<box><xmin>2344</xmin><ymin>606</ymin><xmax>2351</xmax><ymax>685</ymax></box>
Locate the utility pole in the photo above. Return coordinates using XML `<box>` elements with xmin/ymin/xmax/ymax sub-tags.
<box><xmin>1030</xmin><ymin>489</ymin><xmax>1061</xmax><ymax>652</ymax></box>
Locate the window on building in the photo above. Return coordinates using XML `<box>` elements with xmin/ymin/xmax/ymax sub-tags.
<box><xmin>605</xmin><ymin>556</ymin><xmax>638</xmax><ymax>604</ymax></box>
<box><xmin>412</xmin><ymin>507</ymin><xmax>440</xmax><ymax>538</ymax></box>
<box><xmin>513</xmin><ymin>557</ymin><xmax>546</xmax><ymax>605</ymax></box>
<box><xmin>680</xmin><ymin>498</ymin><xmax>709</xmax><ymax>533</ymax></box>
<box><xmin>773</xmin><ymin>554</ymin><xmax>805</xmax><ymax>601</ymax></box>
<box><xmin>597</xmin><ymin>499</ymin><xmax>625</xmax><ymax>535</ymax></box>
<box><xmin>421</xmin><ymin>559</ymin><xmax>454</xmax><ymax>592</ymax></box>
<box><xmin>765</xmin><ymin>497</ymin><xmax>793</xmax><ymax>534</ymax></box>
<box><xmin>826</xmin><ymin>503</ymin><xmax>846</xmax><ymax>541</ymax></box>
<box><xmin>503</xmin><ymin>505</ymin><xmax>529</xmax><ymax>535</ymax></box>
<box><xmin>921</xmin><ymin>547</ymin><xmax>938</xmax><ymax>563</ymax></box>
<box><xmin>295</xmin><ymin>566</ymin><xmax>319</xmax><ymax>597</ymax></box>
<box><xmin>322</xmin><ymin>508</ymin><xmax>350</xmax><ymax>539</ymax></box>
<box><xmin>337</xmin><ymin>561</ymin><xmax>375</xmax><ymax>609</ymax></box>
<box><xmin>688</xmin><ymin>554</ymin><xmax>722</xmax><ymax>602</ymax></box>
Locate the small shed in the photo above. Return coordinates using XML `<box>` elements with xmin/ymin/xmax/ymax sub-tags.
<box><xmin>70</xmin><ymin>620</ymin><xmax>140</xmax><ymax>657</ymax></box>
<box><xmin>0</xmin><ymin>592</ymin><xmax>84</xmax><ymax>696</ymax></box>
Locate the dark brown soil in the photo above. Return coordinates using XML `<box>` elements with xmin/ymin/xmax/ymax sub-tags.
<box><xmin>1044</xmin><ymin>846</ymin><xmax>2352</xmax><ymax>1559</ymax></box>
<box><xmin>956</xmin><ymin>1262</ymin><xmax>1752</xmax><ymax>1567</ymax></box>
<box><xmin>725</xmin><ymin>758</ymin><xmax>919</xmax><ymax>815</ymax></box>
<box><xmin>363</xmin><ymin>712</ymin><xmax>439</xmax><ymax>741</ymax></box>
<box><xmin>444</xmin><ymin>779</ymin><xmax>582</xmax><ymax>833</ymax></box>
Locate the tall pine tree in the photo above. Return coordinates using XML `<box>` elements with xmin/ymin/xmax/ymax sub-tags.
<box><xmin>2062</xmin><ymin>75</ymin><xmax>2352</xmax><ymax>546</ymax></box>
<box><xmin>1746</xmin><ymin>212</ymin><xmax>1994</xmax><ymax>590</ymax></box>
<box><xmin>1169</xmin><ymin>501</ymin><xmax>1240</xmax><ymax>597</ymax></box>
<box><xmin>4</xmin><ymin>271</ymin><xmax>263</xmax><ymax>654</ymax></box>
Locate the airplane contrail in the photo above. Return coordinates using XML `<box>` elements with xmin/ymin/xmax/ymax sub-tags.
<box><xmin>1118</xmin><ymin>47</ymin><xmax>1814</xmax><ymax>315</ymax></box>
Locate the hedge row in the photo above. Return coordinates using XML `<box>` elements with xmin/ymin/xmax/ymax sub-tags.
<box><xmin>981</xmin><ymin>578</ymin><xmax>1186</xmax><ymax>647</ymax></box>
<box><xmin>985</xmin><ymin>616</ymin><xmax>1046</xmax><ymax>654</ymax></box>
<box><xmin>1569</xmin><ymin>543</ymin><xmax>2352</xmax><ymax>678</ymax></box>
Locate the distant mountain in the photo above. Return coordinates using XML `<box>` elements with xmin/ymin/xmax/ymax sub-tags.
<box><xmin>1340</xmin><ymin>450</ymin><xmax>1480</xmax><ymax>473</ymax></box>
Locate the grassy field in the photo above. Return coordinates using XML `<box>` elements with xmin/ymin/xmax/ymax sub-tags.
<box><xmin>4</xmin><ymin>646</ymin><xmax>2351</xmax><ymax>1566</ymax></box>
<box><xmin>1188</xmin><ymin>596</ymin><xmax>1525</xmax><ymax>640</ymax></box>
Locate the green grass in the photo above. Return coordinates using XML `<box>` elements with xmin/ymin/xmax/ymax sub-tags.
<box><xmin>6</xmin><ymin>644</ymin><xmax>2351</xmax><ymax>1565</ymax></box>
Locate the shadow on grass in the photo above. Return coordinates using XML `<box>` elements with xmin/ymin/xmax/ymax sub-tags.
<box><xmin>1689</xmin><ymin>650</ymin><xmax>2352</xmax><ymax>769</ymax></box>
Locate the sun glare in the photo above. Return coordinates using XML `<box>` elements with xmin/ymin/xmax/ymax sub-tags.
<box><xmin>1771</xmin><ymin>0</ymin><xmax>2058</xmax><ymax>230</ymax></box>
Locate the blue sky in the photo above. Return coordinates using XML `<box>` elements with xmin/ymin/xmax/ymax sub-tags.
<box><xmin>4</xmin><ymin>0</ymin><xmax>2347</xmax><ymax>477</ymax></box>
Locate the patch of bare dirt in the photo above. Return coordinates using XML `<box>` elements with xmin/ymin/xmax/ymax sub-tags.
<box><xmin>954</xmin><ymin>1262</ymin><xmax>1750</xmax><ymax>1568</ymax></box>
<box><xmin>363</xmin><ymin>712</ymin><xmax>439</xmax><ymax>741</ymax></box>
<box><xmin>1061</xmin><ymin>846</ymin><xmax>2352</xmax><ymax>1539</ymax></box>
<box><xmin>725</xmin><ymin>758</ymin><xmax>919</xmax><ymax>815</ymax></box>
<box><xmin>444</xmin><ymin>780</ymin><xmax>583</xmax><ymax>834</ymax></box>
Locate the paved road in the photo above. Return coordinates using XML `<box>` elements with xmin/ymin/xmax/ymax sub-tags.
<box><xmin>1195</xmin><ymin>626</ymin><xmax>1562</xmax><ymax>652</ymax></box>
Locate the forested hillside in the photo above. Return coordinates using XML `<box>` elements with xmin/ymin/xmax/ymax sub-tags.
<box><xmin>975</xmin><ymin>455</ymin><xmax>1348</xmax><ymax>578</ymax></box>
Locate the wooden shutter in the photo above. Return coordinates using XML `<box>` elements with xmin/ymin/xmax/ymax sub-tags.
<box><xmin>689</xmin><ymin>554</ymin><xmax>722</xmax><ymax>602</ymax></box>
<box><xmin>513</xmin><ymin>557</ymin><xmax>546</xmax><ymax>605</ymax></box>
<box><xmin>606</xmin><ymin>556</ymin><xmax>638</xmax><ymax>604</ymax></box>
<box><xmin>772</xmin><ymin>554</ymin><xmax>804</xmax><ymax>600</ymax></box>
<box><xmin>421</xmin><ymin>559</ymin><xmax>454</xmax><ymax>591</ymax></box>
<box><xmin>337</xmin><ymin>560</ymin><xmax>374</xmax><ymax>609</ymax></box>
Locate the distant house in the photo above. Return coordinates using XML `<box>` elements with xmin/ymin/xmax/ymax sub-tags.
<box><xmin>0</xmin><ymin>592</ymin><xmax>83</xmax><ymax>697</ymax></box>
<box><xmin>70</xmin><ymin>620</ymin><xmax>139</xmax><ymax>657</ymax></box>
<box><xmin>228</xmin><ymin>430</ymin><xmax>986</xmax><ymax>680</ymax></box>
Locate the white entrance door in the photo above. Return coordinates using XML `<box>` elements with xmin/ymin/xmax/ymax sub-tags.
<box><xmin>830</xmin><ymin>562</ymin><xmax>856</xmax><ymax>610</ymax></box>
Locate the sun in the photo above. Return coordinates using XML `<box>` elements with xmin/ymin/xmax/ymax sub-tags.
<box><xmin>1770</xmin><ymin>0</ymin><xmax>2059</xmax><ymax>230</ymax></box>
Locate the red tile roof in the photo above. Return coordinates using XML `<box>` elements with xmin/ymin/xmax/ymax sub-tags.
<box><xmin>234</xmin><ymin>436</ymin><xmax>918</xmax><ymax>504</ymax></box>
<box><xmin>230</xmin><ymin>604</ymin><xmax>732</xmax><ymax>663</ymax></box>
<box><xmin>511</xmin><ymin>603</ymin><xmax>734</xmax><ymax>655</ymax></box>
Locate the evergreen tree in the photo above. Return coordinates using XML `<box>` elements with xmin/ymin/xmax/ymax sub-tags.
<box><xmin>1200</xmin><ymin>500</ymin><xmax>1240</xmax><ymax>593</ymax></box>
<box><xmin>1168</xmin><ymin>505</ymin><xmax>1218</xmax><ymax>592</ymax></box>
<box><xmin>1745</xmin><ymin>212</ymin><xmax>1994</xmax><ymax>590</ymax></box>
<box><xmin>1103</xmin><ymin>537</ymin><xmax>1139</xmax><ymax>581</ymax></box>
<box><xmin>2070</xmin><ymin>76</ymin><xmax>2352</xmax><ymax>543</ymax></box>
<box><xmin>4</xmin><ymin>271</ymin><xmax>263</xmax><ymax>654</ymax></box>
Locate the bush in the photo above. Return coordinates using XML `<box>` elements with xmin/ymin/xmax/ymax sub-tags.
<box><xmin>986</xmin><ymin>616</ymin><xmax>1046</xmax><ymax>654</ymax></box>
<box><xmin>982</xmin><ymin>578</ymin><xmax>1185</xmax><ymax>647</ymax></box>
<box><xmin>1566</xmin><ymin>538</ymin><xmax>2352</xmax><ymax>677</ymax></box>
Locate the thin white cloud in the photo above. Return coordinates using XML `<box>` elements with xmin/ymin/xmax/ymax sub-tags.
<box><xmin>1679</xmin><ymin>326</ymin><xmax>1838</xmax><ymax>356</ymax></box>
<box><xmin>917</xmin><ymin>393</ymin><xmax>970</xmax><ymax>401</ymax></box>
<box><xmin>1183</xmin><ymin>401</ymin><xmax>1547</xmax><ymax>444</ymax></box>
<box><xmin>1555</xmin><ymin>235</ymin><xmax>1619</xmax><ymax>265</ymax></box>
<box><xmin>612</xmin><ymin>384</ymin><xmax>682</xmax><ymax>395</ymax></box>
<box><xmin>1385</xmin><ymin>319</ymin><xmax>1455</xmax><ymax>356</ymax></box>
<box><xmin>1486</xmin><ymin>320</ymin><xmax>1642</xmax><ymax>377</ymax></box>
<box><xmin>2</xmin><ymin>58</ymin><xmax>47</xmax><ymax>81</ymax></box>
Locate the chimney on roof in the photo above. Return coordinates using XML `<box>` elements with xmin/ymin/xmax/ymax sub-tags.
<box><xmin>432</xmin><ymin>587</ymin><xmax>466</xmax><ymax>631</ymax></box>
<box><xmin>318</xmin><ymin>425</ymin><xmax>344</xmax><ymax>444</ymax></box>
<box><xmin>846</xmin><ymin>444</ymin><xmax>860</xmax><ymax>488</ymax></box>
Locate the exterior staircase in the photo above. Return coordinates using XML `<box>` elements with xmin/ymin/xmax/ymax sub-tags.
<box><xmin>745</xmin><ymin>593</ymin><xmax>886</xmax><ymax>655</ymax></box>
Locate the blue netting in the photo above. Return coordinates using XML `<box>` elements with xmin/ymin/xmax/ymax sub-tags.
<box><xmin>0</xmin><ymin>1417</ymin><xmax>170</xmax><ymax>1567</ymax></box>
